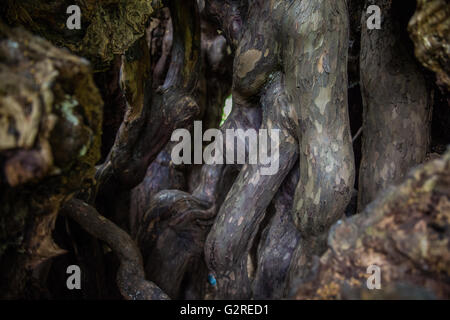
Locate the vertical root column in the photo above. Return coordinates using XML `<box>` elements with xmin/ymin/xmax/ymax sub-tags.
<box><xmin>205</xmin><ymin>74</ymin><xmax>299</xmax><ymax>299</ymax></box>
<box><xmin>285</xmin><ymin>0</ymin><xmax>355</xmax><ymax>293</ymax></box>
<box><xmin>358</xmin><ymin>0</ymin><xmax>432</xmax><ymax>211</ymax></box>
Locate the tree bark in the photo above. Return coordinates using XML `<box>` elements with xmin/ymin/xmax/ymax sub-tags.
<box><xmin>358</xmin><ymin>0</ymin><xmax>432</xmax><ymax>211</ymax></box>
<box><xmin>283</xmin><ymin>0</ymin><xmax>355</xmax><ymax>294</ymax></box>
<box><xmin>0</xmin><ymin>24</ymin><xmax>103</xmax><ymax>298</ymax></box>
<box><xmin>295</xmin><ymin>150</ymin><xmax>450</xmax><ymax>300</ymax></box>
<box><xmin>0</xmin><ymin>0</ymin><xmax>448</xmax><ymax>300</ymax></box>
<box><xmin>408</xmin><ymin>0</ymin><xmax>450</xmax><ymax>92</ymax></box>
<box><xmin>61</xmin><ymin>199</ymin><xmax>169</xmax><ymax>300</ymax></box>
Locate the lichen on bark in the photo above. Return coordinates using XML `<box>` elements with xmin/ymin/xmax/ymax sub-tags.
<box><xmin>409</xmin><ymin>0</ymin><xmax>450</xmax><ymax>91</ymax></box>
<box><xmin>295</xmin><ymin>150</ymin><xmax>450</xmax><ymax>300</ymax></box>
<box><xmin>0</xmin><ymin>24</ymin><xmax>103</xmax><ymax>298</ymax></box>
<box><xmin>3</xmin><ymin>0</ymin><xmax>164</xmax><ymax>69</ymax></box>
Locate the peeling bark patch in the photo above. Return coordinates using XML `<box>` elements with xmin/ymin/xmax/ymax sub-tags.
<box><xmin>317</xmin><ymin>52</ymin><xmax>329</xmax><ymax>74</ymax></box>
<box><xmin>236</xmin><ymin>49</ymin><xmax>262</xmax><ymax>78</ymax></box>
<box><xmin>314</xmin><ymin>189</ymin><xmax>321</xmax><ymax>205</ymax></box>
<box><xmin>315</xmin><ymin>86</ymin><xmax>331</xmax><ymax>114</ymax></box>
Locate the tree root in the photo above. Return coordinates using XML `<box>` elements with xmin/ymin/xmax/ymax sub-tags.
<box><xmin>136</xmin><ymin>190</ymin><xmax>215</xmax><ymax>299</ymax></box>
<box><xmin>204</xmin><ymin>72</ymin><xmax>299</xmax><ymax>299</ymax></box>
<box><xmin>61</xmin><ymin>198</ymin><xmax>169</xmax><ymax>300</ymax></box>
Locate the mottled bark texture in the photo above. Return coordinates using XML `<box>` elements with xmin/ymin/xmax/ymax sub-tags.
<box><xmin>409</xmin><ymin>0</ymin><xmax>450</xmax><ymax>92</ymax></box>
<box><xmin>295</xmin><ymin>150</ymin><xmax>450</xmax><ymax>300</ymax></box>
<box><xmin>202</xmin><ymin>0</ymin><xmax>353</xmax><ymax>299</ymax></box>
<box><xmin>130</xmin><ymin>144</ymin><xmax>186</xmax><ymax>237</ymax></box>
<box><xmin>127</xmin><ymin>9</ymin><xmax>233</xmax><ymax>299</ymax></box>
<box><xmin>0</xmin><ymin>24</ymin><xmax>102</xmax><ymax>298</ymax></box>
<box><xmin>285</xmin><ymin>0</ymin><xmax>355</xmax><ymax>293</ymax></box>
<box><xmin>136</xmin><ymin>190</ymin><xmax>214</xmax><ymax>299</ymax></box>
<box><xmin>253</xmin><ymin>163</ymin><xmax>301</xmax><ymax>299</ymax></box>
<box><xmin>358</xmin><ymin>0</ymin><xmax>432</xmax><ymax>211</ymax></box>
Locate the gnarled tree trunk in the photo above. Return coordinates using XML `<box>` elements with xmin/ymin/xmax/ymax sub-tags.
<box><xmin>0</xmin><ymin>0</ymin><xmax>449</xmax><ymax>300</ymax></box>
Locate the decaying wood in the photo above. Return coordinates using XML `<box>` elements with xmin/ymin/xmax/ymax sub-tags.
<box><xmin>0</xmin><ymin>24</ymin><xmax>102</xmax><ymax>298</ymax></box>
<box><xmin>295</xmin><ymin>150</ymin><xmax>450</xmax><ymax>300</ymax></box>
<box><xmin>61</xmin><ymin>198</ymin><xmax>169</xmax><ymax>300</ymax></box>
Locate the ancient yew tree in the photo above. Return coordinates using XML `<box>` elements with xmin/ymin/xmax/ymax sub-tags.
<box><xmin>0</xmin><ymin>0</ymin><xmax>449</xmax><ymax>299</ymax></box>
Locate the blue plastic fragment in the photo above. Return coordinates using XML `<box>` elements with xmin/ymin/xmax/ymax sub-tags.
<box><xmin>208</xmin><ymin>274</ymin><xmax>217</xmax><ymax>286</ymax></box>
